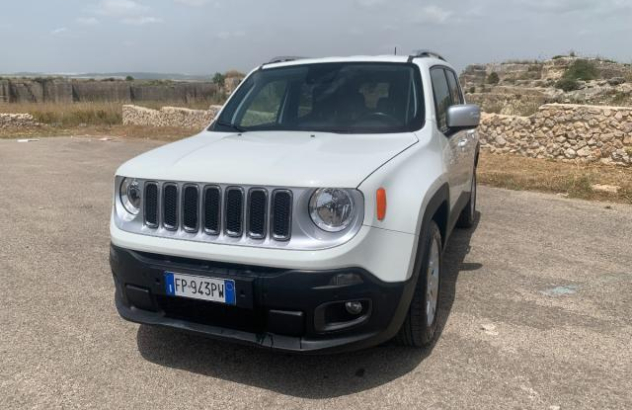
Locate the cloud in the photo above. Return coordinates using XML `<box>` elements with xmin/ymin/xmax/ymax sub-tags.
<box><xmin>51</xmin><ymin>27</ymin><xmax>69</xmax><ymax>35</ymax></box>
<box><xmin>355</xmin><ymin>0</ymin><xmax>387</xmax><ymax>7</ymax></box>
<box><xmin>511</xmin><ymin>0</ymin><xmax>631</xmax><ymax>15</ymax></box>
<box><xmin>174</xmin><ymin>0</ymin><xmax>213</xmax><ymax>6</ymax></box>
<box><xmin>215</xmin><ymin>31</ymin><xmax>246</xmax><ymax>40</ymax></box>
<box><xmin>76</xmin><ymin>17</ymin><xmax>100</xmax><ymax>25</ymax></box>
<box><xmin>93</xmin><ymin>0</ymin><xmax>148</xmax><ymax>16</ymax></box>
<box><xmin>414</xmin><ymin>5</ymin><xmax>453</xmax><ymax>24</ymax></box>
<box><xmin>121</xmin><ymin>16</ymin><xmax>163</xmax><ymax>25</ymax></box>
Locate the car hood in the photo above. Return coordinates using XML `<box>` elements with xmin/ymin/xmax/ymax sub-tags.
<box><xmin>117</xmin><ymin>130</ymin><xmax>418</xmax><ymax>187</ymax></box>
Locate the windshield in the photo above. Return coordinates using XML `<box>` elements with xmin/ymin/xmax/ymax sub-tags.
<box><xmin>212</xmin><ymin>62</ymin><xmax>424</xmax><ymax>134</ymax></box>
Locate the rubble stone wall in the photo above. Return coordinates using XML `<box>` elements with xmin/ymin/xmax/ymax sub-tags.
<box><xmin>0</xmin><ymin>113</ymin><xmax>38</xmax><ymax>129</ymax></box>
<box><xmin>122</xmin><ymin>105</ymin><xmax>222</xmax><ymax>130</ymax></box>
<box><xmin>479</xmin><ymin>104</ymin><xmax>632</xmax><ymax>166</ymax></box>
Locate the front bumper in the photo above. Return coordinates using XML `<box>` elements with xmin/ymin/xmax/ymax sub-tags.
<box><xmin>111</xmin><ymin>245</ymin><xmax>417</xmax><ymax>353</ymax></box>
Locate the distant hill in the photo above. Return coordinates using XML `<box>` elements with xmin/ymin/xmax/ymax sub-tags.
<box><xmin>3</xmin><ymin>72</ymin><xmax>211</xmax><ymax>81</ymax></box>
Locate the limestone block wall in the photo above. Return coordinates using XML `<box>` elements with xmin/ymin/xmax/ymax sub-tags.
<box><xmin>122</xmin><ymin>105</ymin><xmax>222</xmax><ymax>130</ymax></box>
<box><xmin>0</xmin><ymin>78</ymin><xmax>220</xmax><ymax>104</ymax></box>
<box><xmin>479</xmin><ymin>104</ymin><xmax>632</xmax><ymax>166</ymax></box>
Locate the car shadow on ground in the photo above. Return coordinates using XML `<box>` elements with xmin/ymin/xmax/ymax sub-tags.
<box><xmin>137</xmin><ymin>215</ymin><xmax>482</xmax><ymax>399</ymax></box>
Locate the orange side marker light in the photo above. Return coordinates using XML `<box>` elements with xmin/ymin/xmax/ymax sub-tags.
<box><xmin>376</xmin><ymin>188</ymin><xmax>387</xmax><ymax>221</ymax></box>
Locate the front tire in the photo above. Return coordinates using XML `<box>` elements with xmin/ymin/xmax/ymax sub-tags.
<box><xmin>395</xmin><ymin>221</ymin><xmax>442</xmax><ymax>347</ymax></box>
<box><xmin>456</xmin><ymin>170</ymin><xmax>477</xmax><ymax>229</ymax></box>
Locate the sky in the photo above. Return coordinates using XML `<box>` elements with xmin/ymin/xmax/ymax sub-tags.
<box><xmin>0</xmin><ymin>0</ymin><xmax>631</xmax><ymax>76</ymax></box>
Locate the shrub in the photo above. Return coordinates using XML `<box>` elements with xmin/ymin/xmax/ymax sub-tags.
<box><xmin>469</xmin><ymin>86</ymin><xmax>476</xmax><ymax>94</ymax></box>
<box><xmin>125</xmin><ymin>76</ymin><xmax>134</xmax><ymax>81</ymax></box>
<box><xmin>552</xmin><ymin>55</ymin><xmax>565</xmax><ymax>60</ymax></box>
<box><xmin>212</xmin><ymin>72</ymin><xmax>225</xmax><ymax>86</ymax></box>
<box><xmin>563</xmin><ymin>59</ymin><xmax>599</xmax><ymax>81</ymax></box>
<box><xmin>555</xmin><ymin>78</ymin><xmax>580</xmax><ymax>92</ymax></box>
<box><xmin>487</xmin><ymin>72</ymin><xmax>500</xmax><ymax>85</ymax></box>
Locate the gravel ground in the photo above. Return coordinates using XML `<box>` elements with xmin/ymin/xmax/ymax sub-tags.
<box><xmin>1</xmin><ymin>137</ymin><xmax>631</xmax><ymax>410</ymax></box>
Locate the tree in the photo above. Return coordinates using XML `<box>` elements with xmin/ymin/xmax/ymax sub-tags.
<box><xmin>125</xmin><ymin>75</ymin><xmax>134</xmax><ymax>81</ymax></box>
<box><xmin>212</xmin><ymin>72</ymin><xmax>225</xmax><ymax>86</ymax></box>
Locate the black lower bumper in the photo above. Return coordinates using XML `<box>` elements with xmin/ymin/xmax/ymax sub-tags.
<box><xmin>110</xmin><ymin>244</ymin><xmax>416</xmax><ymax>353</ymax></box>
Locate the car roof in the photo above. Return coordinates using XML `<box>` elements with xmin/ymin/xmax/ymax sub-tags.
<box><xmin>261</xmin><ymin>55</ymin><xmax>453</xmax><ymax>70</ymax></box>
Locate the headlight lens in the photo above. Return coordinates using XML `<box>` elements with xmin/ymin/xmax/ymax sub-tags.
<box><xmin>120</xmin><ymin>178</ymin><xmax>141</xmax><ymax>215</ymax></box>
<box><xmin>309</xmin><ymin>188</ymin><xmax>355</xmax><ymax>232</ymax></box>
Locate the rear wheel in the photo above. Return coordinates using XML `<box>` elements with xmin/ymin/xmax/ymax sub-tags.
<box><xmin>456</xmin><ymin>170</ymin><xmax>477</xmax><ymax>229</ymax></box>
<box><xmin>395</xmin><ymin>221</ymin><xmax>442</xmax><ymax>347</ymax></box>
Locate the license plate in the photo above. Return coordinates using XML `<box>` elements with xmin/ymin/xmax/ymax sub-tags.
<box><xmin>164</xmin><ymin>272</ymin><xmax>235</xmax><ymax>305</ymax></box>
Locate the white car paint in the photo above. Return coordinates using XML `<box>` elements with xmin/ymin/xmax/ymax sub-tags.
<box><xmin>116</xmin><ymin>130</ymin><xmax>418</xmax><ymax>188</ymax></box>
<box><xmin>110</xmin><ymin>55</ymin><xmax>479</xmax><ymax>284</ymax></box>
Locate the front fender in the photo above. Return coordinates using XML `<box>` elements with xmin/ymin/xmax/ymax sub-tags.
<box><xmin>357</xmin><ymin>135</ymin><xmax>448</xmax><ymax>237</ymax></box>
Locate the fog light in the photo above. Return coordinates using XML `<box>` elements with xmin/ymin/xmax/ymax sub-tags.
<box><xmin>345</xmin><ymin>301</ymin><xmax>363</xmax><ymax>315</ymax></box>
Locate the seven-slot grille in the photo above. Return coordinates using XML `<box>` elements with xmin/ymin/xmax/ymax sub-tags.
<box><xmin>143</xmin><ymin>182</ymin><xmax>292</xmax><ymax>241</ymax></box>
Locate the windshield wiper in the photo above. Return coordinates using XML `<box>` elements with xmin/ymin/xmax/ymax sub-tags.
<box><xmin>215</xmin><ymin>120</ymin><xmax>246</xmax><ymax>133</ymax></box>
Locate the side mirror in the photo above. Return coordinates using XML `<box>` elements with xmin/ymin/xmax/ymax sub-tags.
<box><xmin>447</xmin><ymin>104</ymin><xmax>481</xmax><ymax>131</ymax></box>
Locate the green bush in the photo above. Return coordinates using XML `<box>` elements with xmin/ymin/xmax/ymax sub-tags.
<box><xmin>212</xmin><ymin>72</ymin><xmax>225</xmax><ymax>86</ymax></box>
<box><xmin>487</xmin><ymin>72</ymin><xmax>500</xmax><ymax>85</ymax></box>
<box><xmin>555</xmin><ymin>78</ymin><xmax>580</xmax><ymax>92</ymax></box>
<box><xmin>563</xmin><ymin>59</ymin><xmax>599</xmax><ymax>81</ymax></box>
<box><xmin>469</xmin><ymin>86</ymin><xmax>476</xmax><ymax>94</ymax></box>
<box><xmin>125</xmin><ymin>76</ymin><xmax>134</xmax><ymax>81</ymax></box>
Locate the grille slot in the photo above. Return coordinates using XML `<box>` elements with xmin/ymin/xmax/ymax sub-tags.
<box><xmin>271</xmin><ymin>190</ymin><xmax>292</xmax><ymax>241</ymax></box>
<box><xmin>203</xmin><ymin>186</ymin><xmax>221</xmax><ymax>235</ymax></box>
<box><xmin>182</xmin><ymin>185</ymin><xmax>199</xmax><ymax>232</ymax></box>
<box><xmin>247</xmin><ymin>189</ymin><xmax>268</xmax><ymax>239</ymax></box>
<box><xmin>163</xmin><ymin>184</ymin><xmax>178</xmax><ymax>230</ymax></box>
<box><xmin>225</xmin><ymin>187</ymin><xmax>244</xmax><ymax>237</ymax></box>
<box><xmin>144</xmin><ymin>183</ymin><xmax>159</xmax><ymax>228</ymax></box>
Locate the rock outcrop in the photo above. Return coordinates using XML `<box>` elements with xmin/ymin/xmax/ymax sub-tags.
<box><xmin>461</xmin><ymin>56</ymin><xmax>632</xmax><ymax>116</ymax></box>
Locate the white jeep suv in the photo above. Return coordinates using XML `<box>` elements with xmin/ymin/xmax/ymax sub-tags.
<box><xmin>110</xmin><ymin>51</ymin><xmax>481</xmax><ymax>353</ymax></box>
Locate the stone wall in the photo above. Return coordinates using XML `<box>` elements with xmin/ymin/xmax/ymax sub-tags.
<box><xmin>0</xmin><ymin>113</ymin><xmax>38</xmax><ymax>129</ymax></box>
<box><xmin>479</xmin><ymin>104</ymin><xmax>632</xmax><ymax>166</ymax></box>
<box><xmin>122</xmin><ymin>105</ymin><xmax>222</xmax><ymax>130</ymax></box>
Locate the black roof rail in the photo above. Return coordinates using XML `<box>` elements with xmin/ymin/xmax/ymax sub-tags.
<box><xmin>408</xmin><ymin>50</ymin><xmax>446</xmax><ymax>62</ymax></box>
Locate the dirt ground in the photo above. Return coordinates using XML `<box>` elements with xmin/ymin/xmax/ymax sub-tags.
<box><xmin>1</xmin><ymin>137</ymin><xmax>631</xmax><ymax>409</ymax></box>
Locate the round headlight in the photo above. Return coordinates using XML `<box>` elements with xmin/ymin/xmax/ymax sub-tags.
<box><xmin>120</xmin><ymin>178</ymin><xmax>141</xmax><ymax>215</ymax></box>
<box><xmin>309</xmin><ymin>188</ymin><xmax>355</xmax><ymax>232</ymax></box>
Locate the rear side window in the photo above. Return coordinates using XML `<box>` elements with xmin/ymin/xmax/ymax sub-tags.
<box><xmin>446</xmin><ymin>70</ymin><xmax>463</xmax><ymax>105</ymax></box>
<box><xmin>430</xmin><ymin>68</ymin><xmax>451</xmax><ymax>132</ymax></box>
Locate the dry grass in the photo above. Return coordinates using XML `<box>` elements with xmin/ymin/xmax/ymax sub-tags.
<box><xmin>479</xmin><ymin>152</ymin><xmax>632</xmax><ymax>204</ymax></box>
<box><xmin>0</xmin><ymin>102</ymin><xmax>122</xmax><ymax>127</ymax></box>
<box><xmin>0</xmin><ymin>101</ymin><xmax>220</xmax><ymax>140</ymax></box>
